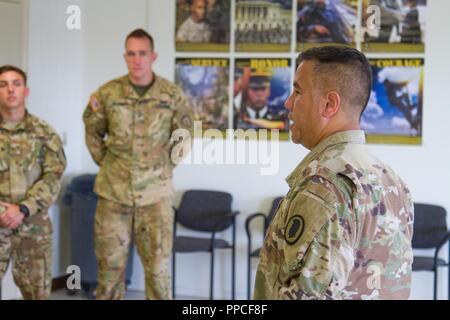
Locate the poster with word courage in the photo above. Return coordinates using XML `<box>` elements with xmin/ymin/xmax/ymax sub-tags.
<box><xmin>362</xmin><ymin>58</ymin><xmax>424</xmax><ymax>144</ymax></box>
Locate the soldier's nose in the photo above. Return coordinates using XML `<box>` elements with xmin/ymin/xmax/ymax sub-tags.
<box><xmin>284</xmin><ymin>96</ymin><xmax>292</xmax><ymax>110</ymax></box>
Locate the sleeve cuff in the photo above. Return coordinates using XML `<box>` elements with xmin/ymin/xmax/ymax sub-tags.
<box><xmin>19</xmin><ymin>199</ymin><xmax>39</xmax><ymax>217</ymax></box>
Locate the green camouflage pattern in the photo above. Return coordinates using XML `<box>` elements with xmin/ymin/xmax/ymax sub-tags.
<box><xmin>0</xmin><ymin>229</ymin><xmax>52</xmax><ymax>300</ymax></box>
<box><xmin>94</xmin><ymin>197</ymin><xmax>173</xmax><ymax>300</ymax></box>
<box><xmin>83</xmin><ymin>75</ymin><xmax>194</xmax><ymax>207</ymax></box>
<box><xmin>254</xmin><ymin>130</ymin><xmax>413</xmax><ymax>300</ymax></box>
<box><xmin>0</xmin><ymin>113</ymin><xmax>66</xmax><ymax>299</ymax></box>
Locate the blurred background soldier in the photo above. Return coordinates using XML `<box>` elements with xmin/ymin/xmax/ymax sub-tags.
<box><xmin>0</xmin><ymin>65</ymin><xmax>67</xmax><ymax>300</ymax></box>
<box><xmin>83</xmin><ymin>29</ymin><xmax>193</xmax><ymax>300</ymax></box>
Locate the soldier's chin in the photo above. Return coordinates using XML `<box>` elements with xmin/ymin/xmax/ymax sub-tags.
<box><xmin>290</xmin><ymin>127</ymin><xmax>301</xmax><ymax>144</ymax></box>
<box><xmin>5</xmin><ymin>102</ymin><xmax>20</xmax><ymax>109</ymax></box>
<box><xmin>291</xmin><ymin>135</ymin><xmax>301</xmax><ymax>144</ymax></box>
<box><xmin>130</xmin><ymin>70</ymin><xmax>144</xmax><ymax>79</ymax></box>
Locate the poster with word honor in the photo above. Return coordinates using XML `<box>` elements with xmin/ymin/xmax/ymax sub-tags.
<box><xmin>234</xmin><ymin>58</ymin><xmax>291</xmax><ymax>140</ymax></box>
<box><xmin>235</xmin><ymin>0</ymin><xmax>292</xmax><ymax>52</ymax></box>
<box><xmin>361</xmin><ymin>0</ymin><xmax>427</xmax><ymax>53</ymax></box>
<box><xmin>362</xmin><ymin>58</ymin><xmax>424</xmax><ymax>145</ymax></box>
<box><xmin>175</xmin><ymin>58</ymin><xmax>229</xmax><ymax>134</ymax></box>
<box><xmin>296</xmin><ymin>0</ymin><xmax>358</xmax><ymax>51</ymax></box>
<box><xmin>175</xmin><ymin>0</ymin><xmax>231</xmax><ymax>52</ymax></box>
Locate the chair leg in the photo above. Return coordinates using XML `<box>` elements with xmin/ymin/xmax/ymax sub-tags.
<box><xmin>448</xmin><ymin>264</ymin><xmax>450</xmax><ymax>301</ymax></box>
<box><xmin>247</xmin><ymin>254</ymin><xmax>251</xmax><ymax>300</ymax></box>
<box><xmin>232</xmin><ymin>245</ymin><xmax>235</xmax><ymax>300</ymax></box>
<box><xmin>172</xmin><ymin>251</ymin><xmax>176</xmax><ymax>299</ymax></box>
<box><xmin>210</xmin><ymin>249</ymin><xmax>215</xmax><ymax>300</ymax></box>
<box><xmin>232</xmin><ymin>227</ymin><xmax>236</xmax><ymax>300</ymax></box>
<box><xmin>433</xmin><ymin>268</ymin><xmax>438</xmax><ymax>300</ymax></box>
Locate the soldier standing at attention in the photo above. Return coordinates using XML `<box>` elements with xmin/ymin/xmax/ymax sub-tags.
<box><xmin>83</xmin><ymin>29</ymin><xmax>193</xmax><ymax>300</ymax></box>
<box><xmin>0</xmin><ymin>65</ymin><xmax>67</xmax><ymax>299</ymax></box>
<box><xmin>253</xmin><ymin>46</ymin><xmax>414</xmax><ymax>300</ymax></box>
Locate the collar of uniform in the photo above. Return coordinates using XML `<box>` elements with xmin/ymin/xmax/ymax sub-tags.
<box><xmin>286</xmin><ymin>130</ymin><xmax>366</xmax><ymax>188</ymax></box>
<box><xmin>246</xmin><ymin>106</ymin><xmax>268</xmax><ymax>119</ymax></box>
<box><xmin>0</xmin><ymin>110</ymin><xmax>32</xmax><ymax>132</ymax></box>
<box><xmin>124</xmin><ymin>73</ymin><xmax>159</xmax><ymax>99</ymax></box>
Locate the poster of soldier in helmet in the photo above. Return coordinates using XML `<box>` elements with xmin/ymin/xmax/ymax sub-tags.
<box><xmin>233</xmin><ymin>58</ymin><xmax>291</xmax><ymax>139</ymax></box>
<box><xmin>296</xmin><ymin>0</ymin><xmax>358</xmax><ymax>51</ymax></box>
<box><xmin>175</xmin><ymin>0</ymin><xmax>231</xmax><ymax>52</ymax></box>
<box><xmin>175</xmin><ymin>58</ymin><xmax>229</xmax><ymax>134</ymax></box>
<box><xmin>235</xmin><ymin>0</ymin><xmax>292</xmax><ymax>52</ymax></box>
<box><xmin>361</xmin><ymin>58</ymin><xmax>423</xmax><ymax>144</ymax></box>
<box><xmin>361</xmin><ymin>0</ymin><xmax>427</xmax><ymax>53</ymax></box>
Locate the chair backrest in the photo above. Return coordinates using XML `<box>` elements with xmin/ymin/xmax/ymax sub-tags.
<box><xmin>412</xmin><ymin>203</ymin><xmax>448</xmax><ymax>249</ymax></box>
<box><xmin>176</xmin><ymin>190</ymin><xmax>233</xmax><ymax>232</ymax></box>
<box><xmin>265</xmin><ymin>197</ymin><xmax>284</xmax><ymax>231</ymax></box>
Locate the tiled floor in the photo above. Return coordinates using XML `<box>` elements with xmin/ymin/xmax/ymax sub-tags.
<box><xmin>51</xmin><ymin>288</ymin><xmax>142</xmax><ymax>300</ymax></box>
<box><xmin>50</xmin><ymin>288</ymin><xmax>203</xmax><ymax>300</ymax></box>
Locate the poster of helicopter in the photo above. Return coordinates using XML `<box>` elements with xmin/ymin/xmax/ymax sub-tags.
<box><xmin>361</xmin><ymin>58</ymin><xmax>424</xmax><ymax>144</ymax></box>
<box><xmin>360</xmin><ymin>0</ymin><xmax>427</xmax><ymax>53</ymax></box>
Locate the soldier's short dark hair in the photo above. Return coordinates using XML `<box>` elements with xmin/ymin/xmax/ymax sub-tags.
<box><xmin>0</xmin><ymin>65</ymin><xmax>27</xmax><ymax>85</ymax></box>
<box><xmin>125</xmin><ymin>28</ymin><xmax>154</xmax><ymax>51</ymax></box>
<box><xmin>297</xmin><ymin>46</ymin><xmax>372</xmax><ymax>118</ymax></box>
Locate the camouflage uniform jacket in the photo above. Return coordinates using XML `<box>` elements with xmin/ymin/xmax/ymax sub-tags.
<box><xmin>0</xmin><ymin>113</ymin><xmax>66</xmax><ymax>236</ymax></box>
<box><xmin>254</xmin><ymin>130</ymin><xmax>414</xmax><ymax>300</ymax></box>
<box><xmin>83</xmin><ymin>74</ymin><xmax>194</xmax><ymax>207</ymax></box>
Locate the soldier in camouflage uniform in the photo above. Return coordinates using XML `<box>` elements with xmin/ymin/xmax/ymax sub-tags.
<box><xmin>83</xmin><ymin>29</ymin><xmax>193</xmax><ymax>300</ymax></box>
<box><xmin>176</xmin><ymin>0</ymin><xmax>212</xmax><ymax>43</ymax></box>
<box><xmin>0</xmin><ymin>65</ymin><xmax>67</xmax><ymax>300</ymax></box>
<box><xmin>254</xmin><ymin>47</ymin><xmax>413</xmax><ymax>300</ymax></box>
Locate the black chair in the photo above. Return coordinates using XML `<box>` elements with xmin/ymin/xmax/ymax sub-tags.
<box><xmin>412</xmin><ymin>203</ymin><xmax>450</xmax><ymax>300</ymax></box>
<box><xmin>245</xmin><ymin>196</ymin><xmax>283</xmax><ymax>300</ymax></box>
<box><xmin>172</xmin><ymin>190</ymin><xmax>239</xmax><ymax>300</ymax></box>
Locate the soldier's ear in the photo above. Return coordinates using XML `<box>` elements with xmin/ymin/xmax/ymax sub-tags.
<box><xmin>151</xmin><ymin>51</ymin><xmax>158</xmax><ymax>62</ymax></box>
<box><xmin>25</xmin><ymin>87</ymin><xmax>30</xmax><ymax>99</ymax></box>
<box><xmin>321</xmin><ymin>91</ymin><xmax>340</xmax><ymax>119</ymax></box>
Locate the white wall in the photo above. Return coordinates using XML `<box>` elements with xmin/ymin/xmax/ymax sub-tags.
<box><xmin>0</xmin><ymin>0</ymin><xmax>27</xmax><ymax>300</ymax></box>
<box><xmin>14</xmin><ymin>0</ymin><xmax>450</xmax><ymax>300</ymax></box>
<box><xmin>26</xmin><ymin>0</ymin><xmax>85</xmax><ymax>284</ymax></box>
<box><xmin>0</xmin><ymin>0</ymin><xmax>24</xmax><ymax>67</ymax></box>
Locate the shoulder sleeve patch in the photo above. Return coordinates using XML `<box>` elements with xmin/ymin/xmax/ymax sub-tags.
<box><xmin>89</xmin><ymin>94</ymin><xmax>100</xmax><ymax>112</ymax></box>
<box><xmin>284</xmin><ymin>178</ymin><xmax>338</xmax><ymax>268</ymax></box>
<box><xmin>285</xmin><ymin>215</ymin><xmax>305</xmax><ymax>245</ymax></box>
